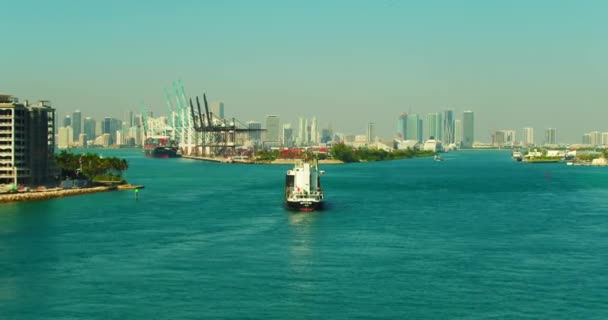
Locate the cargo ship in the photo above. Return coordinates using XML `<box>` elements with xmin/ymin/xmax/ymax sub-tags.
<box><xmin>143</xmin><ymin>136</ymin><xmax>181</xmax><ymax>158</ymax></box>
<box><xmin>285</xmin><ymin>157</ymin><xmax>325</xmax><ymax>211</ymax></box>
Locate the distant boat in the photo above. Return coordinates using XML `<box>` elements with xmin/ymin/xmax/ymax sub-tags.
<box><xmin>512</xmin><ymin>150</ymin><xmax>523</xmax><ymax>162</ymax></box>
<box><xmin>285</xmin><ymin>157</ymin><xmax>324</xmax><ymax>212</ymax></box>
<box><xmin>434</xmin><ymin>154</ymin><xmax>444</xmax><ymax>161</ymax></box>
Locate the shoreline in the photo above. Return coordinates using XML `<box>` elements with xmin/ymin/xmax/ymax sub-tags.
<box><xmin>0</xmin><ymin>184</ymin><xmax>144</xmax><ymax>204</ymax></box>
<box><xmin>181</xmin><ymin>155</ymin><xmax>344</xmax><ymax>165</ymax></box>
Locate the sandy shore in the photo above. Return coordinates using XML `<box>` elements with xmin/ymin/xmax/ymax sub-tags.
<box><xmin>0</xmin><ymin>184</ymin><xmax>144</xmax><ymax>203</ymax></box>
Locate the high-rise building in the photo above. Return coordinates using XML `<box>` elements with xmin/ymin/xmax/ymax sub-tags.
<box><xmin>321</xmin><ymin>128</ymin><xmax>332</xmax><ymax>144</ymax></box>
<box><xmin>602</xmin><ymin>132</ymin><xmax>608</xmax><ymax>146</ymax></box>
<box><xmin>83</xmin><ymin>117</ymin><xmax>96</xmax><ymax>140</ymax></box>
<box><xmin>310</xmin><ymin>117</ymin><xmax>318</xmax><ymax>144</ymax></box>
<box><xmin>443</xmin><ymin>110</ymin><xmax>455</xmax><ymax>144</ymax></box>
<box><xmin>282</xmin><ymin>124</ymin><xmax>293</xmax><ymax>147</ymax></box>
<box><xmin>264</xmin><ymin>115</ymin><xmax>280</xmax><ymax>144</ymax></box>
<box><xmin>544</xmin><ymin>128</ymin><xmax>557</xmax><ymax>145</ymax></box>
<box><xmin>63</xmin><ymin>114</ymin><xmax>71</xmax><ymax>127</ymax></box>
<box><xmin>522</xmin><ymin>127</ymin><xmax>534</xmax><ymax>146</ymax></box>
<box><xmin>298</xmin><ymin>117</ymin><xmax>306</xmax><ymax>145</ymax></box>
<box><xmin>589</xmin><ymin>131</ymin><xmax>602</xmax><ymax>146</ymax></box>
<box><xmin>72</xmin><ymin>110</ymin><xmax>81</xmax><ymax>142</ymax></box>
<box><xmin>582</xmin><ymin>133</ymin><xmax>591</xmax><ymax>145</ymax></box>
<box><xmin>397</xmin><ymin>113</ymin><xmax>407</xmax><ymax>139</ymax></box>
<box><xmin>491</xmin><ymin>130</ymin><xmax>506</xmax><ymax>147</ymax></box>
<box><xmin>426</xmin><ymin>112</ymin><xmax>443</xmax><ymax>141</ymax></box>
<box><xmin>212</xmin><ymin>102</ymin><xmax>225</xmax><ymax>119</ymax></box>
<box><xmin>462</xmin><ymin>111</ymin><xmax>474</xmax><ymax>148</ymax></box>
<box><xmin>247</xmin><ymin>121</ymin><xmax>262</xmax><ymax>142</ymax></box>
<box><xmin>367</xmin><ymin>122</ymin><xmax>375</xmax><ymax>144</ymax></box>
<box><xmin>58</xmin><ymin>126</ymin><xmax>74</xmax><ymax>149</ymax></box>
<box><xmin>79</xmin><ymin>133</ymin><xmax>88</xmax><ymax>148</ymax></box>
<box><xmin>406</xmin><ymin>114</ymin><xmax>422</xmax><ymax>142</ymax></box>
<box><xmin>0</xmin><ymin>95</ymin><xmax>57</xmax><ymax>186</ymax></box>
<box><xmin>454</xmin><ymin>119</ymin><xmax>463</xmax><ymax>147</ymax></box>
<box><xmin>103</xmin><ymin>117</ymin><xmax>121</xmax><ymax>145</ymax></box>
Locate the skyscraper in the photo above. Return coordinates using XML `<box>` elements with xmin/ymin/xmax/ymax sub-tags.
<box><xmin>522</xmin><ymin>127</ymin><xmax>534</xmax><ymax>146</ymax></box>
<box><xmin>282</xmin><ymin>124</ymin><xmax>293</xmax><ymax>147</ymax></box>
<box><xmin>72</xmin><ymin>110</ymin><xmax>81</xmax><ymax>142</ymax></box>
<box><xmin>63</xmin><ymin>114</ymin><xmax>71</xmax><ymax>127</ymax></box>
<box><xmin>426</xmin><ymin>112</ymin><xmax>443</xmax><ymax>141</ymax></box>
<box><xmin>367</xmin><ymin>122</ymin><xmax>375</xmax><ymax>143</ymax></box>
<box><xmin>310</xmin><ymin>117</ymin><xmax>318</xmax><ymax>144</ymax></box>
<box><xmin>264</xmin><ymin>115</ymin><xmax>280</xmax><ymax>144</ymax></box>
<box><xmin>544</xmin><ymin>128</ymin><xmax>557</xmax><ymax>145</ymax></box>
<box><xmin>212</xmin><ymin>102</ymin><xmax>225</xmax><ymax>119</ymax></box>
<box><xmin>247</xmin><ymin>121</ymin><xmax>261</xmax><ymax>142</ymax></box>
<box><xmin>454</xmin><ymin>119</ymin><xmax>463</xmax><ymax>146</ymax></box>
<box><xmin>462</xmin><ymin>111</ymin><xmax>474</xmax><ymax>148</ymax></box>
<box><xmin>84</xmin><ymin>117</ymin><xmax>96</xmax><ymax>140</ymax></box>
<box><xmin>297</xmin><ymin>117</ymin><xmax>306</xmax><ymax>145</ymax></box>
<box><xmin>443</xmin><ymin>110</ymin><xmax>455</xmax><ymax>144</ymax></box>
<box><xmin>397</xmin><ymin>113</ymin><xmax>407</xmax><ymax>139</ymax></box>
<box><xmin>406</xmin><ymin>114</ymin><xmax>422</xmax><ymax>142</ymax></box>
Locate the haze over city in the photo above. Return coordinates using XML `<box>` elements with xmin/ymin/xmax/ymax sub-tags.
<box><xmin>3</xmin><ymin>0</ymin><xmax>608</xmax><ymax>142</ymax></box>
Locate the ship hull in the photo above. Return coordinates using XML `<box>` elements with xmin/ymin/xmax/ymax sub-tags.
<box><xmin>285</xmin><ymin>200</ymin><xmax>323</xmax><ymax>212</ymax></box>
<box><xmin>145</xmin><ymin>147</ymin><xmax>181</xmax><ymax>158</ymax></box>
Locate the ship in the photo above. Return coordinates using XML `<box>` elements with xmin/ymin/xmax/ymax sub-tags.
<box><xmin>285</xmin><ymin>157</ymin><xmax>325</xmax><ymax>211</ymax></box>
<box><xmin>143</xmin><ymin>136</ymin><xmax>181</xmax><ymax>158</ymax></box>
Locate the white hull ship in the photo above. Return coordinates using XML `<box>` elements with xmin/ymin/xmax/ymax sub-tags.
<box><xmin>285</xmin><ymin>158</ymin><xmax>325</xmax><ymax>211</ymax></box>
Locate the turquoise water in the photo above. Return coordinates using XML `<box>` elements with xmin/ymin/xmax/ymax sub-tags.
<box><xmin>1</xmin><ymin>149</ymin><xmax>608</xmax><ymax>319</ymax></box>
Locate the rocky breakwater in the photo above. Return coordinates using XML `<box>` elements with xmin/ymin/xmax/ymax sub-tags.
<box><xmin>0</xmin><ymin>184</ymin><xmax>145</xmax><ymax>203</ymax></box>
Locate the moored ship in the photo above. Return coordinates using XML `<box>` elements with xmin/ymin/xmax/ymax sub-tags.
<box><xmin>144</xmin><ymin>136</ymin><xmax>180</xmax><ymax>158</ymax></box>
<box><xmin>285</xmin><ymin>157</ymin><xmax>325</xmax><ymax>211</ymax></box>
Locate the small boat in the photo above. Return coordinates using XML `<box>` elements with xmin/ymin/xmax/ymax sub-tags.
<box><xmin>434</xmin><ymin>154</ymin><xmax>444</xmax><ymax>161</ymax></box>
<box><xmin>285</xmin><ymin>157</ymin><xmax>324</xmax><ymax>212</ymax></box>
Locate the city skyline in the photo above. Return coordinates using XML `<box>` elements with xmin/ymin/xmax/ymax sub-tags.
<box><xmin>3</xmin><ymin>1</ymin><xmax>608</xmax><ymax>142</ymax></box>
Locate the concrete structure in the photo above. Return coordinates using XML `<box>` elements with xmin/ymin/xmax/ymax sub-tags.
<box><xmin>0</xmin><ymin>95</ymin><xmax>56</xmax><ymax>186</ymax></box>
<box><xmin>57</xmin><ymin>126</ymin><xmax>73</xmax><ymax>149</ymax></box>
<box><xmin>462</xmin><ymin>111</ymin><xmax>474</xmax><ymax>148</ymax></box>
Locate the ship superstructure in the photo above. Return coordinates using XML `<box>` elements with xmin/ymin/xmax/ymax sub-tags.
<box><xmin>285</xmin><ymin>157</ymin><xmax>324</xmax><ymax>211</ymax></box>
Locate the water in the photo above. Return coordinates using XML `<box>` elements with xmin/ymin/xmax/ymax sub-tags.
<box><xmin>1</xmin><ymin>149</ymin><xmax>607</xmax><ymax>319</ymax></box>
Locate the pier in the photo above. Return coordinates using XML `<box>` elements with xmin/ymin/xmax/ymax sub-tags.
<box><xmin>0</xmin><ymin>184</ymin><xmax>145</xmax><ymax>203</ymax></box>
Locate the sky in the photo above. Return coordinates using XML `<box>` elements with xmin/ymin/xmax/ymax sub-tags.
<box><xmin>2</xmin><ymin>0</ymin><xmax>608</xmax><ymax>143</ymax></box>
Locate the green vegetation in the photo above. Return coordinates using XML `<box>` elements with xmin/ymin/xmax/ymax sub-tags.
<box><xmin>55</xmin><ymin>151</ymin><xmax>128</xmax><ymax>182</ymax></box>
<box><xmin>330</xmin><ymin>143</ymin><xmax>435</xmax><ymax>163</ymax></box>
<box><xmin>255</xmin><ymin>150</ymin><xmax>280</xmax><ymax>161</ymax></box>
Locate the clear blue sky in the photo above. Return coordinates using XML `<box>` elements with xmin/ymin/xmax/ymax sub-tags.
<box><xmin>2</xmin><ymin>0</ymin><xmax>607</xmax><ymax>143</ymax></box>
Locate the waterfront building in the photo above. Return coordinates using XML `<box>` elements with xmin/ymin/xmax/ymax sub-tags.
<box><xmin>57</xmin><ymin>126</ymin><xmax>73</xmax><ymax>149</ymax></box>
<box><xmin>462</xmin><ymin>111</ymin><xmax>474</xmax><ymax>148</ymax></box>
<box><xmin>589</xmin><ymin>131</ymin><xmax>602</xmax><ymax>146</ymax></box>
<box><xmin>602</xmin><ymin>132</ymin><xmax>608</xmax><ymax>146</ymax></box>
<box><xmin>426</xmin><ymin>112</ymin><xmax>443</xmax><ymax>141</ymax></box>
<box><xmin>367</xmin><ymin>122</ymin><xmax>375</xmax><ymax>144</ymax></box>
<box><xmin>103</xmin><ymin>117</ymin><xmax>121</xmax><ymax>145</ymax></box>
<box><xmin>491</xmin><ymin>131</ymin><xmax>505</xmax><ymax>147</ymax></box>
<box><xmin>264</xmin><ymin>115</ymin><xmax>280</xmax><ymax>146</ymax></box>
<box><xmin>522</xmin><ymin>127</ymin><xmax>534</xmax><ymax>146</ymax></box>
<box><xmin>454</xmin><ymin>119</ymin><xmax>463</xmax><ymax>147</ymax></box>
<box><xmin>72</xmin><ymin>110</ymin><xmax>82</xmax><ymax>142</ymax></box>
<box><xmin>79</xmin><ymin>133</ymin><xmax>88</xmax><ymax>148</ymax></box>
<box><xmin>406</xmin><ymin>114</ymin><xmax>423</xmax><ymax>142</ymax></box>
<box><xmin>0</xmin><ymin>95</ymin><xmax>56</xmax><ymax>186</ymax></box>
<box><xmin>582</xmin><ymin>133</ymin><xmax>591</xmax><ymax>145</ymax></box>
<box><xmin>443</xmin><ymin>110</ymin><xmax>454</xmax><ymax>144</ymax></box>
<box><xmin>397</xmin><ymin>113</ymin><xmax>407</xmax><ymax>139</ymax></box>
<box><xmin>544</xmin><ymin>128</ymin><xmax>557</xmax><ymax>145</ymax></box>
